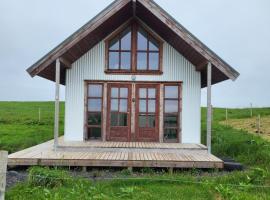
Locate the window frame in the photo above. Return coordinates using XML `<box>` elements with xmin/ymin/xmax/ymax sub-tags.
<box><xmin>163</xmin><ymin>83</ymin><xmax>182</xmax><ymax>143</ymax></box>
<box><xmin>86</xmin><ymin>83</ymin><xmax>104</xmax><ymax>141</ymax></box>
<box><xmin>105</xmin><ymin>20</ymin><xmax>163</xmax><ymax>74</ymax></box>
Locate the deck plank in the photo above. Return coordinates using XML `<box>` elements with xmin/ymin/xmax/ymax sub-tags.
<box><xmin>8</xmin><ymin>138</ymin><xmax>223</xmax><ymax>169</ymax></box>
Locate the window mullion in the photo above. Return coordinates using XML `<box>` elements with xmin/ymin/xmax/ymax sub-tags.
<box><xmin>119</xmin><ymin>36</ymin><xmax>121</xmax><ymax>70</ymax></box>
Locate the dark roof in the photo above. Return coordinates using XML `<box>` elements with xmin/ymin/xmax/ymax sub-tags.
<box><xmin>26</xmin><ymin>0</ymin><xmax>239</xmax><ymax>87</ymax></box>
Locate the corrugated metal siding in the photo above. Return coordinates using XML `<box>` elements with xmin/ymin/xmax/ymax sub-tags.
<box><xmin>65</xmin><ymin>41</ymin><xmax>201</xmax><ymax>143</ymax></box>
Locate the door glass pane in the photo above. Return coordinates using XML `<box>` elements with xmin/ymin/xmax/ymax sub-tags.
<box><xmin>109</xmin><ymin>38</ymin><xmax>119</xmax><ymax>50</ymax></box>
<box><xmin>139</xmin><ymin>88</ymin><xmax>147</xmax><ymax>98</ymax></box>
<box><xmin>88</xmin><ymin>99</ymin><xmax>101</xmax><ymax>112</ymax></box>
<box><xmin>88</xmin><ymin>127</ymin><xmax>101</xmax><ymax>139</ymax></box>
<box><xmin>148</xmin><ymin>100</ymin><xmax>156</xmax><ymax>112</ymax></box>
<box><xmin>109</xmin><ymin>52</ymin><xmax>119</xmax><ymax>69</ymax></box>
<box><xmin>149</xmin><ymin>36</ymin><xmax>159</xmax><ymax>51</ymax></box>
<box><xmin>148</xmin><ymin>115</ymin><xmax>155</xmax><ymax>127</ymax></box>
<box><xmin>137</xmin><ymin>52</ymin><xmax>147</xmax><ymax>70</ymax></box>
<box><xmin>165</xmin><ymin>86</ymin><xmax>178</xmax><ymax>98</ymax></box>
<box><xmin>148</xmin><ymin>88</ymin><xmax>156</xmax><ymax>98</ymax></box>
<box><xmin>119</xmin><ymin>99</ymin><xmax>127</xmax><ymax>112</ymax></box>
<box><xmin>137</xmin><ymin>28</ymin><xmax>148</xmax><ymax>50</ymax></box>
<box><xmin>111</xmin><ymin>88</ymin><xmax>118</xmax><ymax>98</ymax></box>
<box><xmin>120</xmin><ymin>52</ymin><xmax>131</xmax><ymax>70</ymax></box>
<box><xmin>88</xmin><ymin>85</ymin><xmax>102</xmax><ymax>97</ymax></box>
<box><xmin>88</xmin><ymin>113</ymin><xmax>101</xmax><ymax>125</ymax></box>
<box><xmin>119</xmin><ymin>113</ymin><xmax>128</xmax><ymax>126</ymax></box>
<box><xmin>164</xmin><ymin>115</ymin><xmax>177</xmax><ymax>127</ymax></box>
<box><xmin>111</xmin><ymin>113</ymin><xmax>118</xmax><ymax>126</ymax></box>
<box><xmin>164</xmin><ymin>129</ymin><xmax>177</xmax><ymax>140</ymax></box>
<box><xmin>149</xmin><ymin>52</ymin><xmax>159</xmax><ymax>70</ymax></box>
<box><xmin>139</xmin><ymin>114</ymin><xmax>147</xmax><ymax>127</ymax></box>
<box><xmin>165</xmin><ymin>100</ymin><xmax>178</xmax><ymax>113</ymax></box>
<box><xmin>139</xmin><ymin>100</ymin><xmax>146</xmax><ymax>112</ymax></box>
<box><xmin>120</xmin><ymin>88</ymin><xmax>128</xmax><ymax>98</ymax></box>
<box><xmin>121</xmin><ymin>28</ymin><xmax>131</xmax><ymax>50</ymax></box>
<box><xmin>111</xmin><ymin>99</ymin><xmax>118</xmax><ymax>111</ymax></box>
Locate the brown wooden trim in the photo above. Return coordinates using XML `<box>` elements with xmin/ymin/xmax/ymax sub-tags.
<box><xmin>135</xmin><ymin>83</ymin><xmax>160</xmax><ymax>142</ymax></box>
<box><xmin>104</xmin><ymin>19</ymin><xmax>163</xmax><ymax>74</ymax></box>
<box><xmin>85</xmin><ymin>80</ymin><xmax>182</xmax><ymax>84</ymax></box>
<box><xmin>85</xmin><ymin>83</ymin><xmax>104</xmax><ymax>141</ymax></box>
<box><xmin>106</xmin><ymin>83</ymin><xmax>132</xmax><ymax>142</ymax></box>
<box><xmin>27</xmin><ymin>0</ymin><xmax>132</xmax><ymax>76</ymax></box>
<box><xmin>163</xmin><ymin>83</ymin><xmax>182</xmax><ymax>143</ymax></box>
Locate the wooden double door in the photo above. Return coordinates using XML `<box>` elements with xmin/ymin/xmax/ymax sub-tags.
<box><xmin>106</xmin><ymin>83</ymin><xmax>159</xmax><ymax>142</ymax></box>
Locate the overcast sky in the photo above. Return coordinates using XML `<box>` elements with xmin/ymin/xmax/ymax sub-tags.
<box><xmin>0</xmin><ymin>0</ymin><xmax>269</xmax><ymax>108</ymax></box>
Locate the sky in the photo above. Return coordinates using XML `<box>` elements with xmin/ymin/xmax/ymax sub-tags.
<box><xmin>0</xmin><ymin>0</ymin><xmax>269</xmax><ymax>108</ymax></box>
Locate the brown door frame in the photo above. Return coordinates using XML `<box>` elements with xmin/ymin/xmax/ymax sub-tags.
<box><xmin>84</xmin><ymin>80</ymin><xmax>183</xmax><ymax>143</ymax></box>
<box><xmin>135</xmin><ymin>83</ymin><xmax>160</xmax><ymax>142</ymax></box>
<box><xmin>106</xmin><ymin>83</ymin><xmax>132</xmax><ymax>142</ymax></box>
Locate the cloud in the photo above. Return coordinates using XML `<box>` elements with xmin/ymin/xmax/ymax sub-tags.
<box><xmin>0</xmin><ymin>0</ymin><xmax>269</xmax><ymax>107</ymax></box>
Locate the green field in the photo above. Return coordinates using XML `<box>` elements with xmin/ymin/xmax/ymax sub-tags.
<box><xmin>1</xmin><ymin>102</ymin><xmax>270</xmax><ymax>200</ymax></box>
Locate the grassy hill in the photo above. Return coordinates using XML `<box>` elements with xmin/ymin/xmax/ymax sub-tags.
<box><xmin>1</xmin><ymin>102</ymin><xmax>270</xmax><ymax>199</ymax></box>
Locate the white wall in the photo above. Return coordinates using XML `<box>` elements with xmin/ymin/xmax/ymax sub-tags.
<box><xmin>65</xmin><ymin>41</ymin><xmax>201</xmax><ymax>143</ymax></box>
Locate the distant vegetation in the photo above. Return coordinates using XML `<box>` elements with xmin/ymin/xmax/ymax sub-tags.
<box><xmin>1</xmin><ymin>102</ymin><xmax>270</xmax><ymax>199</ymax></box>
<box><xmin>0</xmin><ymin>102</ymin><xmax>64</xmax><ymax>153</ymax></box>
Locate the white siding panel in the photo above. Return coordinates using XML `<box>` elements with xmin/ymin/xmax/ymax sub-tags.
<box><xmin>65</xmin><ymin>41</ymin><xmax>201</xmax><ymax>143</ymax></box>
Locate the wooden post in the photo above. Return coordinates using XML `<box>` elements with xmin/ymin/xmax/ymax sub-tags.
<box><xmin>38</xmin><ymin>108</ymin><xmax>41</xmax><ymax>123</ymax></box>
<box><xmin>0</xmin><ymin>151</ymin><xmax>8</xmax><ymax>200</ymax></box>
<box><xmin>225</xmin><ymin>108</ymin><xmax>228</xmax><ymax>126</ymax></box>
<box><xmin>257</xmin><ymin>114</ymin><xmax>261</xmax><ymax>134</ymax></box>
<box><xmin>54</xmin><ymin>58</ymin><xmax>60</xmax><ymax>150</ymax></box>
<box><xmin>207</xmin><ymin>62</ymin><xmax>212</xmax><ymax>153</ymax></box>
<box><xmin>250</xmin><ymin>103</ymin><xmax>253</xmax><ymax>118</ymax></box>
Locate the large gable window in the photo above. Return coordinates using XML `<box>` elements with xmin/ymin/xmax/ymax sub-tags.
<box><xmin>108</xmin><ymin>27</ymin><xmax>132</xmax><ymax>70</ymax></box>
<box><xmin>106</xmin><ymin>21</ymin><xmax>163</xmax><ymax>74</ymax></box>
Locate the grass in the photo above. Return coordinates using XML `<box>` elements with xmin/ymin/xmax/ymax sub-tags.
<box><xmin>1</xmin><ymin>102</ymin><xmax>270</xmax><ymax>199</ymax></box>
<box><xmin>0</xmin><ymin>102</ymin><xmax>64</xmax><ymax>153</ymax></box>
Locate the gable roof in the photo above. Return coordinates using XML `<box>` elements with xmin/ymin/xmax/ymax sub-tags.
<box><xmin>26</xmin><ymin>0</ymin><xmax>239</xmax><ymax>87</ymax></box>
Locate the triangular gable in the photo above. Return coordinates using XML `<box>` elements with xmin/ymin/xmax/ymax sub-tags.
<box><xmin>27</xmin><ymin>0</ymin><xmax>239</xmax><ymax>87</ymax></box>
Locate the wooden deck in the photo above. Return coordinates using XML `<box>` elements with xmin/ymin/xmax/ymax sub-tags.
<box><xmin>8</xmin><ymin>138</ymin><xmax>223</xmax><ymax>169</ymax></box>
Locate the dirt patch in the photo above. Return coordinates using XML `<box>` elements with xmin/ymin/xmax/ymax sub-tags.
<box><xmin>220</xmin><ymin>116</ymin><xmax>270</xmax><ymax>141</ymax></box>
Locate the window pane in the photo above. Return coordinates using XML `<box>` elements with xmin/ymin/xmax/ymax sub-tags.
<box><xmin>139</xmin><ymin>100</ymin><xmax>146</xmax><ymax>112</ymax></box>
<box><xmin>165</xmin><ymin>86</ymin><xmax>178</xmax><ymax>98</ymax></box>
<box><xmin>137</xmin><ymin>28</ymin><xmax>147</xmax><ymax>50</ymax></box>
<box><xmin>121</xmin><ymin>28</ymin><xmax>131</xmax><ymax>50</ymax></box>
<box><xmin>137</xmin><ymin>52</ymin><xmax>147</xmax><ymax>70</ymax></box>
<box><xmin>111</xmin><ymin>99</ymin><xmax>118</xmax><ymax>111</ymax></box>
<box><xmin>88</xmin><ymin>99</ymin><xmax>102</xmax><ymax>112</ymax></box>
<box><xmin>164</xmin><ymin>129</ymin><xmax>177</xmax><ymax>140</ymax></box>
<box><xmin>120</xmin><ymin>88</ymin><xmax>128</xmax><ymax>98</ymax></box>
<box><xmin>109</xmin><ymin>38</ymin><xmax>119</xmax><ymax>50</ymax></box>
<box><xmin>148</xmin><ymin>100</ymin><xmax>156</xmax><ymax>112</ymax></box>
<box><xmin>164</xmin><ymin>115</ymin><xmax>177</xmax><ymax>127</ymax></box>
<box><xmin>149</xmin><ymin>53</ymin><xmax>159</xmax><ymax>70</ymax></box>
<box><xmin>88</xmin><ymin>127</ymin><xmax>101</xmax><ymax>139</ymax></box>
<box><xmin>148</xmin><ymin>114</ymin><xmax>155</xmax><ymax>127</ymax></box>
<box><xmin>110</xmin><ymin>113</ymin><xmax>118</xmax><ymax>126</ymax></box>
<box><xmin>149</xmin><ymin>36</ymin><xmax>159</xmax><ymax>51</ymax></box>
<box><xmin>111</xmin><ymin>88</ymin><xmax>118</xmax><ymax>98</ymax></box>
<box><xmin>165</xmin><ymin>100</ymin><xmax>178</xmax><ymax>113</ymax></box>
<box><xmin>88</xmin><ymin>85</ymin><xmax>102</xmax><ymax>97</ymax></box>
<box><xmin>139</xmin><ymin>88</ymin><xmax>147</xmax><ymax>98</ymax></box>
<box><xmin>109</xmin><ymin>52</ymin><xmax>119</xmax><ymax>69</ymax></box>
<box><xmin>148</xmin><ymin>88</ymin><xmax>156</xmax><ymax>98</ymax></box>
<box><xmin>119</xmin><ymin>99</ymin><xmax>127</xmax><ymax>112</ymax></box>
<box><xmin>88</xmin><ymin>113</ymin><xmax>101</xmax><ymax>125</ymax></box>
<box><xmin>139</xmin><ymin>114</ymin><xmax>147</xmax><ymax>127</ymax></box>
<box><xmin>120</xmin><ymin>52</ymin><xmax>131</xmax><ymax>70</ymax></box>
<box><xmin>119</xmin><ymin>113</ymin><xmax>128</xmax><ymax>126</ymax></box>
